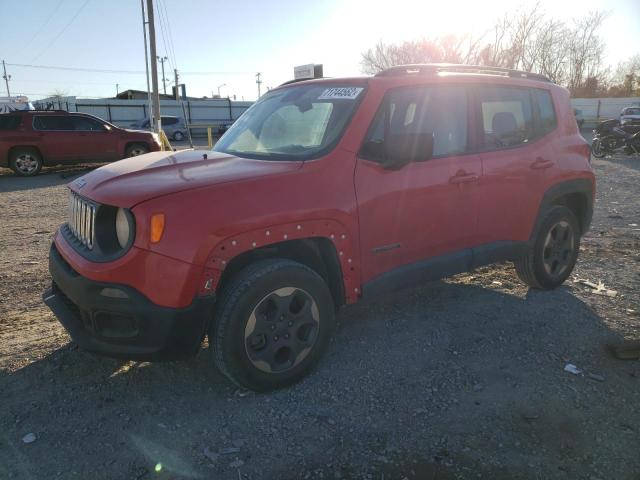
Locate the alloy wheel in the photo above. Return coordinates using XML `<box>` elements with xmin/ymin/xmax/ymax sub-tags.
<box><xmin>129</xmin><ymin>148</ymin><xmax>146</xmax><ymax>157</ymax></box>
<box><xmin>244</xmin><ymin>287</ymin><xmax>320</xmax><ymax>373</ymax></box>
<box><xmin>15</xmin><ymin>154</ymin><xmax>39</xmax><ymax>175</ymax></box>
<box><xmin>542</xmin><ymin>220</ymin><xmax>575</xmax><ymax>278</ymax></box>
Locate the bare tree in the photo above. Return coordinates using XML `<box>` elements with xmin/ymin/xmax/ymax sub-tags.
<box><xmin>565</xmin><ymin>11</ymin><xmax>609</xmax><ymax>95</ymax></box>
<box><xmin>360</xmin><ymin>6</ymin><xmax>612</xmax><ymax>97</ymax></box>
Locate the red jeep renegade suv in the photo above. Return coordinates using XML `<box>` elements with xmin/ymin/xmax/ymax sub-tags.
<box><xmin>43</xmin><ymin>65</ymin><xmax>595</xmax><ymax>391</ymax></box>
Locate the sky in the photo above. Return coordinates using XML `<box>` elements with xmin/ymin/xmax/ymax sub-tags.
<box><xmin>1</xmin><ymin>0</ymin><xmax>639</xmax><ymax>102</ymax></box>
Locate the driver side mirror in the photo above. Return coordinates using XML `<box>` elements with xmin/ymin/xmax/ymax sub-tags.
<box><xmin>379</xmin><ymin>132</ymin><xmax>434</xmax><ymax>170</ymax></box>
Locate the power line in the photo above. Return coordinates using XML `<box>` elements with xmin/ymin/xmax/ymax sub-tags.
<box><xmin>154</xmin><ymin>1</ymin><xmax>174</xmax><ymax>72</ymax></box>
<box><xmin>158</xmin><ymin>0</ymin><xmax>178</xmax><ymax>67</ymax></box>
<box><xmin>7</xmin><ymin>63</ymin><xmax>146</xmax><ymax>74</ymax></box>
<box><xmin>6</xmin><ymin>62</ymin><xmax>253</xmax><ymax>75</ymax></box>
<box><xmin>31</xmin><ymin>0</ymin><xmax>92</xmax><ymax>62</ymax></box>
<box><xmin>15</xmin><ymin>0</ymin><xmax>66</xmax><ymax>56</ymax></box>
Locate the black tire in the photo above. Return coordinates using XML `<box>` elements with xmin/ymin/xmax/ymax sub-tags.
<box><xmin>210</xmin><ymin>259</ymin><xmax>335</xmax><ymax>391</ymax></box>
<box><xmin>591</xmin><ymin>139</ymin><xmax>605</xmax><ymax>158</ymax></box>
<box><xmin>172</xmin><ymin>131</ymin><xmax>185</xmax><ymax>141</ymax></box>
<box><xmin>9</xmin><ymin>148</ymin><xmax>43</xmax><ymax>177</ymax></box>
<box><xmin>125</xmin><ymin>143</ymin><xmax>149</xmax><ymax>157</ymax></box>
<box><xmin>515</xmin><ymin>206</ymin><xmax>580</xmax><ymax>290</ymax></box>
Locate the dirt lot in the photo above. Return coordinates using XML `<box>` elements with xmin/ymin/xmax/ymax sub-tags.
<box><xmin>0</xmin><ymin>151</ymin><xmax>639</xmax><ymax>480</ymax></box>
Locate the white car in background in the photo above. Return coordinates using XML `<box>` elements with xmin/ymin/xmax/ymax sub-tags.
<box><xmin>620</xmin><ymin>106</ymin><xmax>640</xmax><ymax>126</ymax></box>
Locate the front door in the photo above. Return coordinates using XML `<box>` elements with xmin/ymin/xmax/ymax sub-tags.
<box><xmin>355</xmin><ymin>85</ymin><xmax>482</xmax><ymax>285</ymax></box>
<box><xmin>69</xmin><ymin>116</ymin><xmax>118</xmax><ymax>161</ymax></box>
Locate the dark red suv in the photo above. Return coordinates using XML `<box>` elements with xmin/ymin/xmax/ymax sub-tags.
<box><xmin>0</xmin><ymin>110</ymin><xmax>161</xmax><ymax>176</ymax></box>
<box><xmin>43</xmin><ymin>64</ymin><xmax>595</xmax><ymax>391</ymax></box>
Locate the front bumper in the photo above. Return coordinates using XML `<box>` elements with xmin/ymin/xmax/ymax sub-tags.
<box><xmin>43</xmin><ymin>244</ymin><xmax>215</xmax><ymax>361</ymax></box>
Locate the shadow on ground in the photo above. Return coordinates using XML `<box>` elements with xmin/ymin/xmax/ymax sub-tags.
<box><xmin>2</xmin><ymin>278</ymin><xmax>638</xmax><ymax>480</ymax></box>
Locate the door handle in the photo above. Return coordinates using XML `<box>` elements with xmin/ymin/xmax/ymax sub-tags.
<box><xmin>449</xmin><ymin>172</ymin><xmax>479</xmax><ymax>184</ymax></box>
<box><xmin>531</xmin><ymin>157</ymin><xmax>554</xmax><ymax>169</ymax></box>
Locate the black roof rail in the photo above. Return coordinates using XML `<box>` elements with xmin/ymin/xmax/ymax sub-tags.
<box><xmin>279</xmin><ymin>77</ymin><xmax>325</xmax><ymax>87</ymax></box>
<box><xmin>375</xmin><ymin>64</ymin><xmax>551</xmax><ymax>83</ymax></box>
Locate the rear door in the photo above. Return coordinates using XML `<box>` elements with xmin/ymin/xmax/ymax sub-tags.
<box><xmin>355</xmin><ymin>84</ymin><xmax>482</xmax><ymax>284</ymax></box>
<box><xmin>474</xmin><ymin>85</ymin><xmax>552</xmax><ymax>245</ymax></box>
<box><xmin>32</xmin><ymin>115</ymin><xmax>76</xmax><ymax>162</ymax></box>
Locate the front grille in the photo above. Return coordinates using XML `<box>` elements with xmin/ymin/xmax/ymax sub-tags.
<box><xmin>68</xmin><ymin>191</ymin><xmax>96</xmax><ymax>249</ymax></box>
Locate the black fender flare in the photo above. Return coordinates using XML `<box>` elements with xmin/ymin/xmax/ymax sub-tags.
<box><xmin>529</xmin><ymin>178</ymin><xmax>594</xmax><ymax>243</ymax></box>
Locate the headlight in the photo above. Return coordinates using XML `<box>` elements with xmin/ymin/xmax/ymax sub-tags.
<box><xmin>115</xmin><ymin>208</ymin><xmax>131</xmax><ymax>248</ymax></box>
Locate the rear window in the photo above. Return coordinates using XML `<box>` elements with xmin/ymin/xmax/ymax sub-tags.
<box><xmin>478</xmin><ymin>86</ymin><xmax>534</xmax><ymax>149</ymax></box>
<box><xmin>0</xmin><ymin>115</ymin><xmax>21</xmax><ymax>130</ymax></box>
<box><xmin>534</xmin><ymin>89</ymin><xmax>557</xmax><ymax>135</ymax></box>
<box><xmin>33</xmin><ymin>115</ymin><xmax>74</xmax><ymax>130</ymax></box>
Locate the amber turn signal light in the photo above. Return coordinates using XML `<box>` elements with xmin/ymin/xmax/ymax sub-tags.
<box><xmin>150</xmin><ymin>213</ymin><xmax>165</xmax><ymax>243</ymax></box>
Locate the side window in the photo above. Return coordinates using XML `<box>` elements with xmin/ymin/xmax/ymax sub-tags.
<box><xmin>361</xmin><ymin>86</ymin><xmax>468</xmax><ymax>162</ymax></box>
<box><xmin>33</xmin><ymin>115</ymin><xmax>74</xmax><ymax>131</ymax></box>
<box><xmin>534</xmin><ymin>89</ymin><xmax>557</xmax><ymax>135</ymax></box>
<box><xmin>0</xmin><ymin>115</ymin><xmax>21</xmax><ymax>130</ymax></box>
<box><xmin>478</xmin><ymin>87</ymin><xmax>533</xmax><ymax>149</ymax></box>
<box><xmin>162</xmin><ymin>117</ymin><xmax>178</xmax><ymax>126</ymax></box>
<box><xmin>71</xmin><ymin>116</ymin><xmax>106</xmax><ymax>131</ymax></box>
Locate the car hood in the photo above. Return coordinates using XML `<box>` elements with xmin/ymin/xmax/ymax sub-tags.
<box><xmin>69</xmin><ymin>149</ymin><xmax>303</xmax><ymax>207</ymax></box>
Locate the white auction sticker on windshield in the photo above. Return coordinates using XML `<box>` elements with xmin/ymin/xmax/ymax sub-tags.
<box><xmin>318</xmin><ymin>87</ymin><xmax>363</xmax><ymax>100</ymax></box>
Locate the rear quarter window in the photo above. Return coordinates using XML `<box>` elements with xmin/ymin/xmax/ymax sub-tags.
<box><xmin>534</xmin><ymin>89</ymin><xmax>557</xmax><ymax>135</ymax></box>
<box><xmin>0</xmin><ymin>115</ymin><xmax>21</xmax><ymax>130</ymax></box>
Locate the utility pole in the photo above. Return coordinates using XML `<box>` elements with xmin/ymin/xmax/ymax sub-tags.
<box><xmin>146</xmin><ymin>0</ymin><xmax>161</xmax><ymax>134</ymax></box>
<box><xmin>174</xmin><ymin>68</ymin><xmax>180</xmax><ymax>100</ymax></box>
<box><xmin>116</xmin><ymin>83</ymin><xmax>119</xmax><ymax>96</ymax></box>
<box><xmin>157</xmin><ymin>56</ymin><xmax>168</xmax><ymax>95</ymax></box>
<box><xmin>217</xmin><ymin>83</ymin><xmax>226</xmax><ymax>97</ymax></box>
<box><xmin>2</xmin><ymin>60</ymin><xmax>11</xmax><ymax>97</ymax></box>
<box><xmin>140</xmin><ymin>0</ymin><xmax>152</xmax><ymax>123</ymax></box>
<box><xmin>256</xmin><ymin>72</ymin><xmax>262</xmax><ymax>98</ymax></box>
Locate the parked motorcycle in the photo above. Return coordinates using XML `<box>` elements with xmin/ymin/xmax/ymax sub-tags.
<box><xmin>591</xmin><ymin>119</ymin><xmax>640</xmax><ymax>158</ymax></box>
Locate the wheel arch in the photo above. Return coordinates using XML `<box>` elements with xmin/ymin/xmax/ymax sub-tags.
<box><xmin>8</xmin><ymin>145</ymin><xmax>43</xmax><ymax>162</ymax></box>
<box><xmin>199</xmin><ymin>220</ymin><xmax>361</xmax><ymax>308</ymax></box>
<box><xmin>530</xmin><ymin>178</ymin><xmax>594</xmax><ymax>241</ymax></box>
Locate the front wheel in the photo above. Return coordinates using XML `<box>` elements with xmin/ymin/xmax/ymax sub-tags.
<box><xmin>591</xmin><ymin>138</ymin><xmax>606</xmax><ymax>158</ymax></box>
<box><xmin>514</xmin><ymin>206</ymin><xmax>581</xmax><ymax>290</ymax></box>
<box><xmin>172</xmin><ymin>131</ymin><xmax>185</xmax><ymax>141</ymax></box>
<box><xmin>210</xmin><ymin>259</ymin><xmax>335</xmax><ymax>391</ymax></box>
<box><xmin>125</xmin><ymin>143</ymin><xmax>149</xmax><ymax>157</ymax></box>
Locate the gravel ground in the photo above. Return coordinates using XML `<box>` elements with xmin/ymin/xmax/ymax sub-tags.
<box><xmin>0</xmin><ymin>148</ymin><xmax>639</xmax><ymax>480</ymax></box>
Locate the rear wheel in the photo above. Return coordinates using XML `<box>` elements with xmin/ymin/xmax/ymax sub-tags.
<box><xmin>591</xmin><ymin>138</ymin><xmax>605</xmax><ymax>158</ymax></box>
<box><xmin>515</xmin><ymin>206</ymin><xmax>580</xmax><ymax>290</ymax></box>
<box><xmin>210</xmin><ymin>259</ymin><xmax>335</xmax><ymax>391</ymax></box>
<box><xmin>172</xmin><ymin>131</ymin><xmax>185</xmax><ymax>141</ymax></box>
<box><xmin>125</xmin><ymin>143</ymin><xmax>149</xmax><ymax>157</ymax></box>
<box><xmin>9</xmin><ymin>148</ymin><xmax>43</xmax><ymax>177</ymax></box>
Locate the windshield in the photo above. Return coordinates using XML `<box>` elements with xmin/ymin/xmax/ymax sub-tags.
<box><xmin>214</xmin><ymin>83</ymin><xmax>366</xmax><ymax>160</ymax></box>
